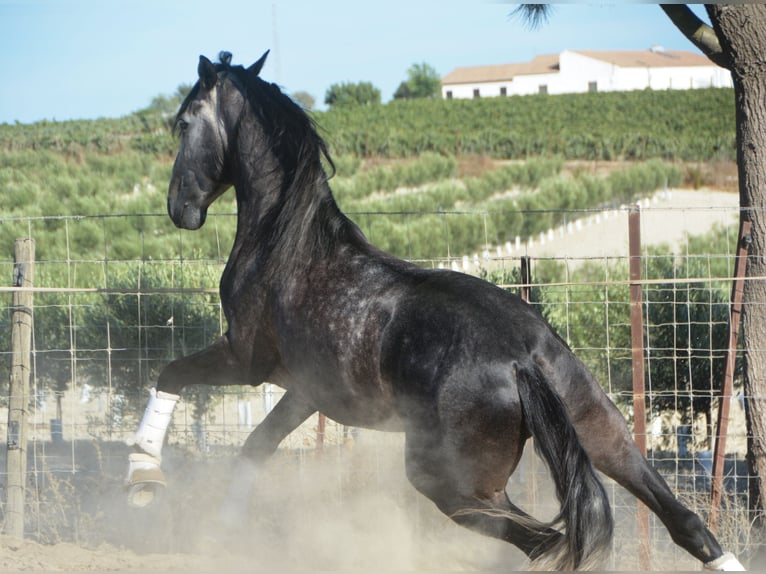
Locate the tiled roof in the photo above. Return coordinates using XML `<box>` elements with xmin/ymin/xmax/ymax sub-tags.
<box><xmin>441</xmin><ymin>50</ymin><xmax>715</xmax><ymax>85</ymax></box>
<box><xmin>441</xmin><ymin>54</ymin><xmax>559</xmax><ymax>85</ymax></box>
<box><xmin>573</xmin><ymin>49</ymin><xmax>714</xmax><ymax>68</ymax></box>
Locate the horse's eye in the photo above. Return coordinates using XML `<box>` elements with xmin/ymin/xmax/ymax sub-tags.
<box><xmin>177</xmin><ymin>119</ymin><xmax>189</xmax><ymax>132</ymax></box>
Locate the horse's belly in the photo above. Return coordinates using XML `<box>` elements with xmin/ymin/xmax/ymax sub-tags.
<box><xmin>312</xmin><ymin>391</ymin><xmax>405</xmax><ymax>431</ymax></box>
<box><xmin>287</xmin><ymin>371</ymin><xmax>403</xmax><ymax>431</ymax></box>
<box><xmin>271</xmin><ymin>324</ymin><xmax>403</xmax><ymax>429</ymax></box>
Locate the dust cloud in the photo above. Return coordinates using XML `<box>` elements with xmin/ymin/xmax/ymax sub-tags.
<box><xmin>26</xmin><ymin>431</ymin><xmax>528</xmax><ymax>572</ymax></box>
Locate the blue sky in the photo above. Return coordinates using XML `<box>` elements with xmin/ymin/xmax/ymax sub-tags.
<box><xmin>1</xmin><ymin>1</ymin><xmax>711</xmax><ymax>124</ymax></box>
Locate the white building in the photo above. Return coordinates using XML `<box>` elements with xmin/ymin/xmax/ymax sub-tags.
<box><xmin>441</xmin><ymin>48</ymin><xmax>732</xmax><ymax>100</ymax></box>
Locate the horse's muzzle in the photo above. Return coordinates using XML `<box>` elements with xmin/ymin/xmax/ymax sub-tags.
<box><xmin>170</xmin><ymin>202</ymin><xmax>207</xmax><ymax>230</ymax></box>
<box><xmin>168</xmin><ymin>176</ymin><xmax>208</xmax><ymax>230</ymax></box>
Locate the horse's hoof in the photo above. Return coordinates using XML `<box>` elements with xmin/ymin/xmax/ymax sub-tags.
<box><xmin>704</xmin><ymin>552</ymin><xmax>746</xmax><ymax>571</ymax></box>
<box><xmin>125</xmin><ymin>452</ymin><xmax>166</xmax><ymax>508</ymax></box>
<box><xmin>127</xmin><ymin>480</ymin><xmax>165</xmax><ymax>508</ymax></box>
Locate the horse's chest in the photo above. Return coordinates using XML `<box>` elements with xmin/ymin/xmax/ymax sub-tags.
<box><xmin>219</xmin><ymin>264</ymin><xmax>271</xmax><ymax>324</ymax></box>
<box><xmin>218</xmin><ymin>270</ymin><xmax>283</xmax><ymax>376</ymax></box>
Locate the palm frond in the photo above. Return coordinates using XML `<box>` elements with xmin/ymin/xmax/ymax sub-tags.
<box><xmin>510</xmin><ymin>4</ymin><xmax>553</xmax><ymax>30</ymax></box>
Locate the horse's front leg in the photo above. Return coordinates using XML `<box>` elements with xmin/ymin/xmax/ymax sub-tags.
<box><xmin>126</xmin><ymin>335</ymin><xmax>244</xmax><ymax>507</ymax></box>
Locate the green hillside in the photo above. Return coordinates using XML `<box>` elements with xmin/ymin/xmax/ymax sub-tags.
<box><xmin>1</xmin><ymin>87</ymin><xmax>735</xmax><ymax>159</ymax></box>
<box><xmin>0</xmin><ymin>87</ymin><xmax>734</xmax><ymax>268</ymax></box>
<box><xmin>319</xmin><ymin>88</ymin><xmax>735</xmax><ymax>160</ymax></box>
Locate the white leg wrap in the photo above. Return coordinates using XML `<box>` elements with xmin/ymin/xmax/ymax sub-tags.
<box><xmin>704</xmin><ymin>552</ymin><xmax>746</xmax><ymax>571</ymax></box>
<box><xmin>128</xmin><ymin>388</ymin><xmax>179</xmax><ymax>460</ymax></box>
<box><xmin>125</xmin><ymin>452</ymin><xmax>166</xmax><ymax>507</ymax></box>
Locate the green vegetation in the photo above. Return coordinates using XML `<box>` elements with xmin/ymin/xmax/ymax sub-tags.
<box><xmin>324</xmin><ymin>81</ymin><xmax>382</xmax><ymax>109</ymax></box>
<box><xmin>320</xmin><ymin>88</ymin><xmax>735</xmax><ymax>160</ymax></box>
<box><xmin>291</xmin><ymin>90</ymin><xmax>316</xmax><ymax>110</ymax></box>
<box><xmin>0</xmin><ymin>120</ymin><xmax>684</xmax><ymax>266</ymax></box>
<box><xmin>393</xmin><ymin>62</ymin><xmax>441</xmax><ymax>100</ymax></box>
<box><xmin>0</xmin><ymin>262</ymin><xmax>224</xmax><ymax>419</ymax></box>
<box><xmin>345</xmin><ymin>159</ymin><xmax>681</xmax><ymax>260</ymax></box>
<box><xmin>1</xmin><ymin>87</ymin><xmax>734</xmax><ymax>161</ymax></box>
<box><xmin>0</xmin><ymin>87</ymin><xmax>734</xmax><ymax>279</ymax></box>
<box><xmin>0</xmin><ymin>112</ymin><xmax>177</xmax><ymax>156</ymax></box>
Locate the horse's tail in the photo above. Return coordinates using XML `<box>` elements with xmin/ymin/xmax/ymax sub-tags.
<box><xmin>514</xmin><ymin>361</ymin><xmax>613</xmax><ymax>571</ymax></box>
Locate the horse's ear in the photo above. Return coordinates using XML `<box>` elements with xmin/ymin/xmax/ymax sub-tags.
<box><xmin>247</xmin><ymin>50</ymin><xmax>270</xmax><ymax>77</ymax></box>
<box><xmin>198</xmin><ymin>55</ymin><xmax>218</xmax><ymax>90</ymax></box>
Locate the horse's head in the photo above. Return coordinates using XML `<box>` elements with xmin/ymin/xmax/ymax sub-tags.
<box><xmin>168</xmin><ymin>51</ymin><xmax>268</xmax><ymax>230</ymax></box>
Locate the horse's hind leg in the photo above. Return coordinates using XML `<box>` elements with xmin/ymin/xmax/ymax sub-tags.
<box><xmin>403</xmin><ymin>426</ymin><xmax>562</xmax><ymax>565</ymax></box>
<box><xmin>570</xmin><ymin>387</ymin><xmax>744</xmax><ymax>570</ymax></box>
<box><xmin>597</xmin><ymin>435</ymin><xmax>743</xmax><ymax>570</ymax></box>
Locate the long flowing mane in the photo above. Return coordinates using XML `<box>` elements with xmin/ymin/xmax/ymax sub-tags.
<box><xmin>176</xmin><ymin>52</ymin><xmax>359</xmax><ymax>261</ymax></box>
<box><xmin>176</xmin><ymin>51</ymin><xmax>334</xmax><ymax>189</ymax></box>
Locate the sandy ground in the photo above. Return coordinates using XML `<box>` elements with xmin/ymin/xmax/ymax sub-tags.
<box><xmin>0</xmin><ymin>419</ymin><xmax>754</xmax><ymax>572</ymax></box>
<box><xmin>0</xmin><ymin>535</ymin><xmax>180</xmax><ymax>572</ymax></box>
<box><xmin>0</xmin><ymin>436</ymin><xmax>531</xmax><ymax>573</ymax></box>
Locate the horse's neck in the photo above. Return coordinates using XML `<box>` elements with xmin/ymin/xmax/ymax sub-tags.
<box><xmin>231</xmin><ymin>160</ymin><xmax>349</xmax><ymax>268</ymax></box>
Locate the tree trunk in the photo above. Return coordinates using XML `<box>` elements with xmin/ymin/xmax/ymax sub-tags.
<box><xmin>707</xmin><ymin>4</ymin><xmax>766</xmax><ymax>520</ymax></box>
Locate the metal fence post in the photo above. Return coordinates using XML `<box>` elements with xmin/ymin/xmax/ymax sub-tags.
<box><xmin>628</xmin><ymin>208</ymin><xmax>650</xmax><ymax>569</ymax></box>
<box><xmin>519</xmin><ymin>255</ymin><xmax>538</xmax><ymax>512</ymax></box>
<box><xmin>709</xmin><ymin>218</ymin><xmax>751</xmax><ymax>531</ymax></box>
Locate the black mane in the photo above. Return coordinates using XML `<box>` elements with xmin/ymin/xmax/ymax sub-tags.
<box><xmin>175</xmin><ymin>51</ymin><xmax>334</xmax><ymax>183</ymax></box>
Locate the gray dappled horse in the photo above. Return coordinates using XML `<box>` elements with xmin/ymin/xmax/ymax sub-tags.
<box><xmin>125</xmin><ymin>51</ymin><xmax>744</xmax><ymax>571</ymax></box>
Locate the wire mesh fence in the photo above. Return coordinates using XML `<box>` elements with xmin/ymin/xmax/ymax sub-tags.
<box><xmin>0</xmin><ymin>198</ymin><xmax>759</xmax><ymax>568</ymax></box>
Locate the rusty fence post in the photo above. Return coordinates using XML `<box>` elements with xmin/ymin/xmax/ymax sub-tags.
<box><xmin>518</xmin><ymin>255</ymin><xmax>538</xmax><ymax>513</ymax></box>
<box><xmin>708</xmin><ymin>218</ymin><xmax>751</xmax><ymax>531</ymax></box>
<box><xmin>316</xmin><ymin>413</ymin><xmax>326</xmax><ymax>452</ymax></box>
<box><xmin>628</xmin><ymin>208</ymin><xmax>651</xmax><ymax>569</ymax></box>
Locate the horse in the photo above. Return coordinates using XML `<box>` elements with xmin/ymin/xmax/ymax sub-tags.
<box><xmin>125</xmin><ymin>51</ymin><xmax>745</xmax><ymax>571</ymax></box>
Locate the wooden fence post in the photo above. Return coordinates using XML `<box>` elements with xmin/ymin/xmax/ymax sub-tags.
<box><xmin>4</xmin><ymin>238</ymin><xmax>35</xmax><ymax>539</ymax></box>
<box><xmin>520</xmin><ymin>256</ymin><xmax>531</xmax><ymax>304</ymax></box>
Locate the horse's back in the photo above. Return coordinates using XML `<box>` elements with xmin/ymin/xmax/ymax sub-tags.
<box><xmin>380</xmin><ymin>268</ymin><xmax>552</xmax><ymax>395</ymax></box>
<box><xmin>387</xmin><ymin>267</ymin><xmax>555</xmax><ymax>358</ymax></box>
